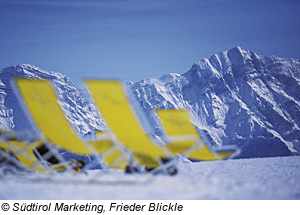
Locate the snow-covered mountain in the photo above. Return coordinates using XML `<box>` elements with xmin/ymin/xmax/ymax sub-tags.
<box><xmin>1</xmin><ymin>47</ymin><xmax>299</xmax><ymax>158</ymax></box>
<box><xmin>0</xmin><ymin>64</ymin><xmax>104</xmax><ymax>135</ymax></box>
<box><xmin>130</xmin><ymin>47</ymin><xmax>300</xmax><ymax>158</ymax></box>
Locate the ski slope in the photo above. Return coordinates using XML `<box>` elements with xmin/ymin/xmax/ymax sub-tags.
<box><xmin>1</xmin><ymin>156</ymin><xmax>299</xmax><ymax>200</ymax></box>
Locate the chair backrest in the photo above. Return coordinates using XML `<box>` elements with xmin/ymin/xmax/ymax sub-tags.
<box><xmin>14</xmin><ymin>78</ymin><xmax>129</xmax><ymax>170</ymax></box>
<box><xmin>14</xmin><ymin>79</ymin><xmax>91</xmax><ymax>155</ymax></box>
<box><xmin>85</xmin><ymin>80</ymin><xmax>171</xmax><ymax>168</ymax></box>
<box><xmin>156</xmin><ymin>109</ymin><xmax>234</xmax><ymax>160</ymax></box>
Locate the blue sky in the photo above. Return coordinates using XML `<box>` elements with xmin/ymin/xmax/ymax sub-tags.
<box><xmin>1</xmin><ymin>0</ymin><xmax>300</xmax><ymax>86</ymax></box>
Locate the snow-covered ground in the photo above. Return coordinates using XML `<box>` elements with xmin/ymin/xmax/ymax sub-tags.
<box><xmin>1</xmin><ymin>156</ymin><xmax>299</xmax><ymax>200</ymax></box>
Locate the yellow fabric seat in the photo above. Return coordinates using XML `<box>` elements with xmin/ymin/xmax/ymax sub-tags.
<box><xmin>85</xmin><ymin>80</ymin><xmax>173</xmax><ymax>168</ymax></box>
<box><xmin>14</xmin><ymin>79</ymin><xmax>128</xmax><ymax>170</ymax></box>
<box><xmin>156</xmin><ymin>109</ymin><xmax>235</xmax><ymax>160</ymax></box>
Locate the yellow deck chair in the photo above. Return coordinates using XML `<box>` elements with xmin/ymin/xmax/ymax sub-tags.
<box><xmin>156</xmin><ymin>109</ymin><xmax>236</xmax><ymax>160</ymax></box>
<box><xmin>0</xmin><ymin>138</ymin><xmax>52</xmax><ymax>172</ymax></box>
<box><xmin>14</xmin><ymin>78</ymin><xmax>128</xmax><ymax>170</ymax></box>
<box><xmin>85</xmin><ymin>80</ymin><xmax>174</xmax><ymax>169</ymax></box>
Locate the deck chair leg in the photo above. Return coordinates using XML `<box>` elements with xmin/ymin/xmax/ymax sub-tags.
<box><xmin>0</xmin><ymin>150</ymin><xmax>28</xmax><ymax>172</ymax></box>
<box><xmin>83</xmin><ymin>154</ymin><xmax>107</xmax><ymax>172</ymax></box>
<box><xmin>149</xmin><ymin>156</ymin><xmax>179</xmax><ymax>176</ymax></box>
<box><xmin>33</xmin><ymin>141</ymin><xmax>73</xmax><ymax>173</ymax></box>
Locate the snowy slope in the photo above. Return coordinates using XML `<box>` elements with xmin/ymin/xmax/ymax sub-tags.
<box><xmin>0</xmin><ymin>64</ymin><xmax>104</xmax><ymax>135</ymax></box>
<box><xmin>1</xmin><ymin>156</ymin><xmax>299</xmax><ymax>200</ymax></box>
<box><xmin>130</xmin><ymin>47</ymin><xmax>300</xmax><ymax>158</ymax></box>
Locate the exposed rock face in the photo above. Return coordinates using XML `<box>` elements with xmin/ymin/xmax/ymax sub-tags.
<box><xmin>130</xmin><ymin>47</ymin><xmax>300</xmax><ymax>158</ymax></box>
<box><xmin>0</xmin><ymin>64</ymin><xmax>104</xmax><ymax>135</ymax></box>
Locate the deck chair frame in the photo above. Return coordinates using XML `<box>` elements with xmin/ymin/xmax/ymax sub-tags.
<box><xmin>156</xmin><ymin>109</ymin><xmax>240</xmax><ymax>161</ymax></box>
<box><xmin>0</xmin><ymin>136</ymin><xmax>67</xmax><ymax>172</ymax></box>
<box><xmin>0</xmin><ymin>137</ymin><xmax>28</xmax><ymax>171</ymax></box>
<box><xmin>84</xmin><ymin>79</ymin><xmax>178</xmax><ymax>174</ymax></box>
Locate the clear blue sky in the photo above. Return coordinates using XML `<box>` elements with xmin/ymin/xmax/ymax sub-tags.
<box><xmin>1</xmin><ymin>0</ymin><xmax>300</xmax><ymax>86</ymax></box>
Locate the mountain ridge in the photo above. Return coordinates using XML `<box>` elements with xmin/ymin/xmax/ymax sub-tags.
<box><xmin>1</xmin><ymin>46</ymin><xmax>299</xmax><ymax>158</ymax></box>
<box><xmin>0</xmin><ymin>64</ymin><xmax>104</xmax><ymax>135</ymax></box>
<box><xmin>130</xmin><ymin>46</ymin><xmax>300</xmax><ymax>157</ymax></box>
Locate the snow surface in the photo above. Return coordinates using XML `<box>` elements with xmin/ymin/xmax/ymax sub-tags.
<box><xmin>1</xmin><ymin>156</ymin><xmax>299</xmax><ymax>200</ymax></box>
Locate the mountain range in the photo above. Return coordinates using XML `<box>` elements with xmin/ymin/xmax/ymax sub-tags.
<box><xmin>1</xmin><ymin>46</ymin><xmax>299</xmax><ymax>158</ymax></box>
